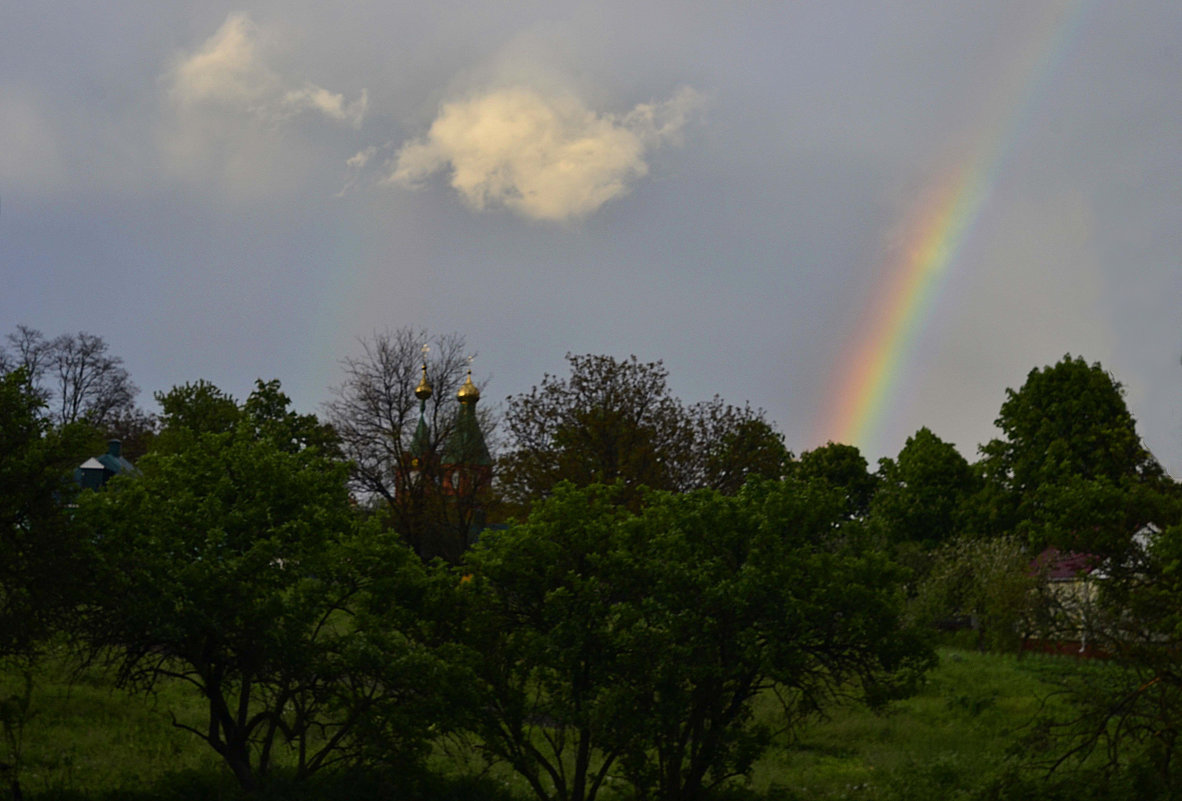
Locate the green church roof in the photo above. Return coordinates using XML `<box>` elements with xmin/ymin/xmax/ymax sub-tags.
<box><xmin>443</xmin><ymin>372</ymin><xmax>490</xmax><ymax>466</ymax></box>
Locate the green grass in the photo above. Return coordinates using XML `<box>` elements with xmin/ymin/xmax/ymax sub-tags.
<box><xmin>1</xmin><ymin>652</ymin><xmax>225</xmax><ymax>799</ymax></box>
<box><xmin>746</xmin><ymin>649</ymin><xmax>1097</xmax><ymax>801</ymax></box>
<box><xmin>0</xmin><ymin>648</ymin><xmax>1119</xmax><ymax>800</ymax></box>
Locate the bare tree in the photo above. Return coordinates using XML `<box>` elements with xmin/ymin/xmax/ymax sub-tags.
<box><xmin>2</xmin><ymin>327</ymin><xmax>140</xmax><ymax>429</ymax></box>
<box><xmin>1</xmin><ymin>326</ymin><xmax>51</xmax><ymax>399</ymax></box>
<box><xmin>48</xmin><ymin>332</ymin><xmax>137</xmax><ymax>428</ymax></box>
<box><xmin>324</xmin><ymin>328</ymin><xmax>496</xmax><ymax>561</ymax></box>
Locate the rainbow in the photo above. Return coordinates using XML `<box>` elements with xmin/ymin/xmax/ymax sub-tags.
<box><xmin>820</xmin><ymin>0</ymin><xmax>1092</xmax><ymax>457</ymax></box>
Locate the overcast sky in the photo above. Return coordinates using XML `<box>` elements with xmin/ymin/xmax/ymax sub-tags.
<box><xmin>3</xmin><ymin>1</ymin><xmax>1180</xmax><ymax>475</ymax></box>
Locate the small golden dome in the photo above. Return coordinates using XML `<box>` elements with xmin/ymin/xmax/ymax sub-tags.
<box><xmin>414</xmin><ymin>364</ymin><xmax>433</xmax><ymax>400</ymax></box>
<box><xmin>457</xmin><ymin>371</ymin><xmax>479</xmax><ymax>403</ymax></box>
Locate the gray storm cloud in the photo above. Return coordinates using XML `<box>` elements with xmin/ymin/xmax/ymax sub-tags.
<box><xmin>389</xmin><ymin>85</ymin><xmax>704</xmax><ymax>221</ymax></box>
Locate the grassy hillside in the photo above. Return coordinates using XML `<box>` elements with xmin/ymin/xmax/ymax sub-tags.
<box><xmin>748</xmin><ymin>649</ymin><xmax>1086</xmax><ymax>800</ymax></box>
<box><xmin>0</xmin><ymin>648</ymin><xmax>1131</xmax><ymax>800</ymax></box>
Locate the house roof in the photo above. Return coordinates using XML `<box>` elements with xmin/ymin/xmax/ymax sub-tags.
<box><xmin>1032</xmin><ymin>547</ymin><xmax>1101</xmax><ymax>580</ymax></box>
<box><xmin>76</xmin><ymin>440</ymin><xmax>137</xmax><ymax>490</ymax></box>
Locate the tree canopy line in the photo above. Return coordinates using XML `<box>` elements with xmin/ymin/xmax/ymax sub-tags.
<box><xmin>2</xmin><ymin>324</ymin><xmax>1181</xmax><ymax>799</ymax></box>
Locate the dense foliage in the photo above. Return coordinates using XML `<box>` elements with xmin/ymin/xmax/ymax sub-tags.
<box><xmin>793</xmin><ymin>441</ymin><xmax>878</xmax><ymax>521</ymax></box>
<box><xmin>5</xmin><ymin>333</ymin><xmax>1182</xmax><ymax>798</ymax></box>
<box><xmin>1026</xmin><ymin>522</ymin><xmax>1182</xmax><ymax>790</ymax></box>
<box><xmin>454</xmin><ymin>481</ymin><xmax>933</xmax><ymax>801</ymax></box>
<box><xmin>0</xmin><ymin>368</ymin><xmax>97</xmax><ymax>659</ymax></box>
<box><xmin>912</xmin><ymin>534</ymin><xmax>1038</xmax><ymax>653</ymax></box>
<box><xmin>976</xmin><ymin>355</ymin><xmax>1173</xmax><ymax>554</ymax></box>
<box><xmin>76</xmin><ymin>381</ymin><xmax>452</xmax><ymax>791</ymax></box>
<box><xmin>869</xmin><ymin>427</ymin><xmax>977</xmax><ymax>550</ymax></box>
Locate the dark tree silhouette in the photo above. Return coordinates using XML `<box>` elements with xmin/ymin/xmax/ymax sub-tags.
<box><xmin>498</xmin><ymin>353</ymin><xmax>788</xmax><ymax>511</ymax></box>
<box><xmin>324</xmin><ymin>328</ymin><xmax>495</xmax><ymax>560</ymax></box>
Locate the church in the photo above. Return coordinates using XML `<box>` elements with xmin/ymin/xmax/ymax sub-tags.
<box><xmin>396</xmin><ymin>362</ymin><xmax>493</xmax><ymax>561</ymax></box>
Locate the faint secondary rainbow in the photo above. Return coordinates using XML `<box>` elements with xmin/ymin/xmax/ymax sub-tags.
<box><xmin>820</xmin><ymin>0</ymin><xmax>1091</xmax><ymax>457</ymax></box>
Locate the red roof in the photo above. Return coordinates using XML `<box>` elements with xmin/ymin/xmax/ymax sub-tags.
<box><xmin>1031</xmin><ymin>547</ymin><xmax>1100</xmax><ymax>580</ymax></box>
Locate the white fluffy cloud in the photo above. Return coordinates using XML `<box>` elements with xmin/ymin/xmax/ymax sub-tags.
<box><xmin>389</xmin><ymin>85</ymin><xmax>704</xmax><ymax>221</ymax></box>
<box><xmin>166</xmin><ymin>13</ymin><xmax>367</xmax><ymax>128</ymax></box>
<box><xmin>168</xmin><ymin>13</ymin><xmax>275</xmax><ymax>110</ymax></box>
<box><xmin>282</xmin><ymin>84</ymin><xmax>368</xmax><ymax>128</ymax></box>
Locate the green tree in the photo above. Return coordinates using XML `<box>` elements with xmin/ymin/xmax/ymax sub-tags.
<box><xmin>985</xmin><ymin>355</ymin><xmax>1159</xmax><ymax>487</ymax></box>
<box><xmin>77</xmin><ymin>381</ymin><xmax>448</xmax><ymax>791</ymax></box>
<box><xmin>0</xmin><ymin>368</ymin><xmax>97</xmax><ymax>659</ymax></box>
<box><xmin>241</xmin><ymin>379</ymin><xmax>340</xmax><ymax>456</ymax></box>
<box><xmin>0</xmin><ymin>367</ymin><xmax>101</xmax><ymax>800</ymax></box>
<box><xmin>154</xmin><ymin>379</ymin><xmax>240</xmax><ymax>441</ymax></box>
<box><xmin>1032</xmin><ymin>524</ymin><xmax>1182</xmax><ymax>788</ymax></box>
<box><xmin>699</xmin><ymin>415</ymin><xmax>792</xmax><ymax>495</ymax></box>
<box><xmin>913</xmin><ymin>534</ymin><xmax>1039</xmax><ymax>653</ymax></box>
<box><xmin>154</xmin><ymin>378</ymin><xmax>337</xmax><ymax>456</ymax></box>
<box><xmin>870</xmin><ymin>428</ymin><xmax>977</xmax><ymax>550</ymax></box>
<box><xmin>976</xmin><ymin>355</ymin><xmax>1173</xmax><ymax>553</ymax></box>
<box><xmin>498</xmin><ymin>354</ymin><xmax>787</xmax><ymax>510</ymax></box>
<box><xmin>453</xmin><ymin>484</ymin><xmax>634</xmax><ymax>801</ymax></box>
<box><xmin>794</xmin><ymin>441</ymin><xmax>878</xmax><ymax>520</ymax></box>
<box><xmin>457</xmin><ymin>481</ymin><xmax>932</xmax><ymax>801</ymax></box>
<box><xmin>617</xmin><ymin>481</ymin><xmax>931</xmax><ymax>801</ymax></box>
<box><xmin>989</xmin><ymin>358</ymin><xmax>1182</xmax><ymax>786</ymax></box>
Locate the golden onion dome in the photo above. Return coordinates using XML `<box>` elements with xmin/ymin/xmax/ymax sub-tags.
<box><xmin>457</xmin><ymin>371</ymin><xmax>480</xmax><ymax>403</ymax></box>
<box><xmin>414</xmin><ymin>364</ymin><xmax>433</xmax><ymax>400</ymax></box>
